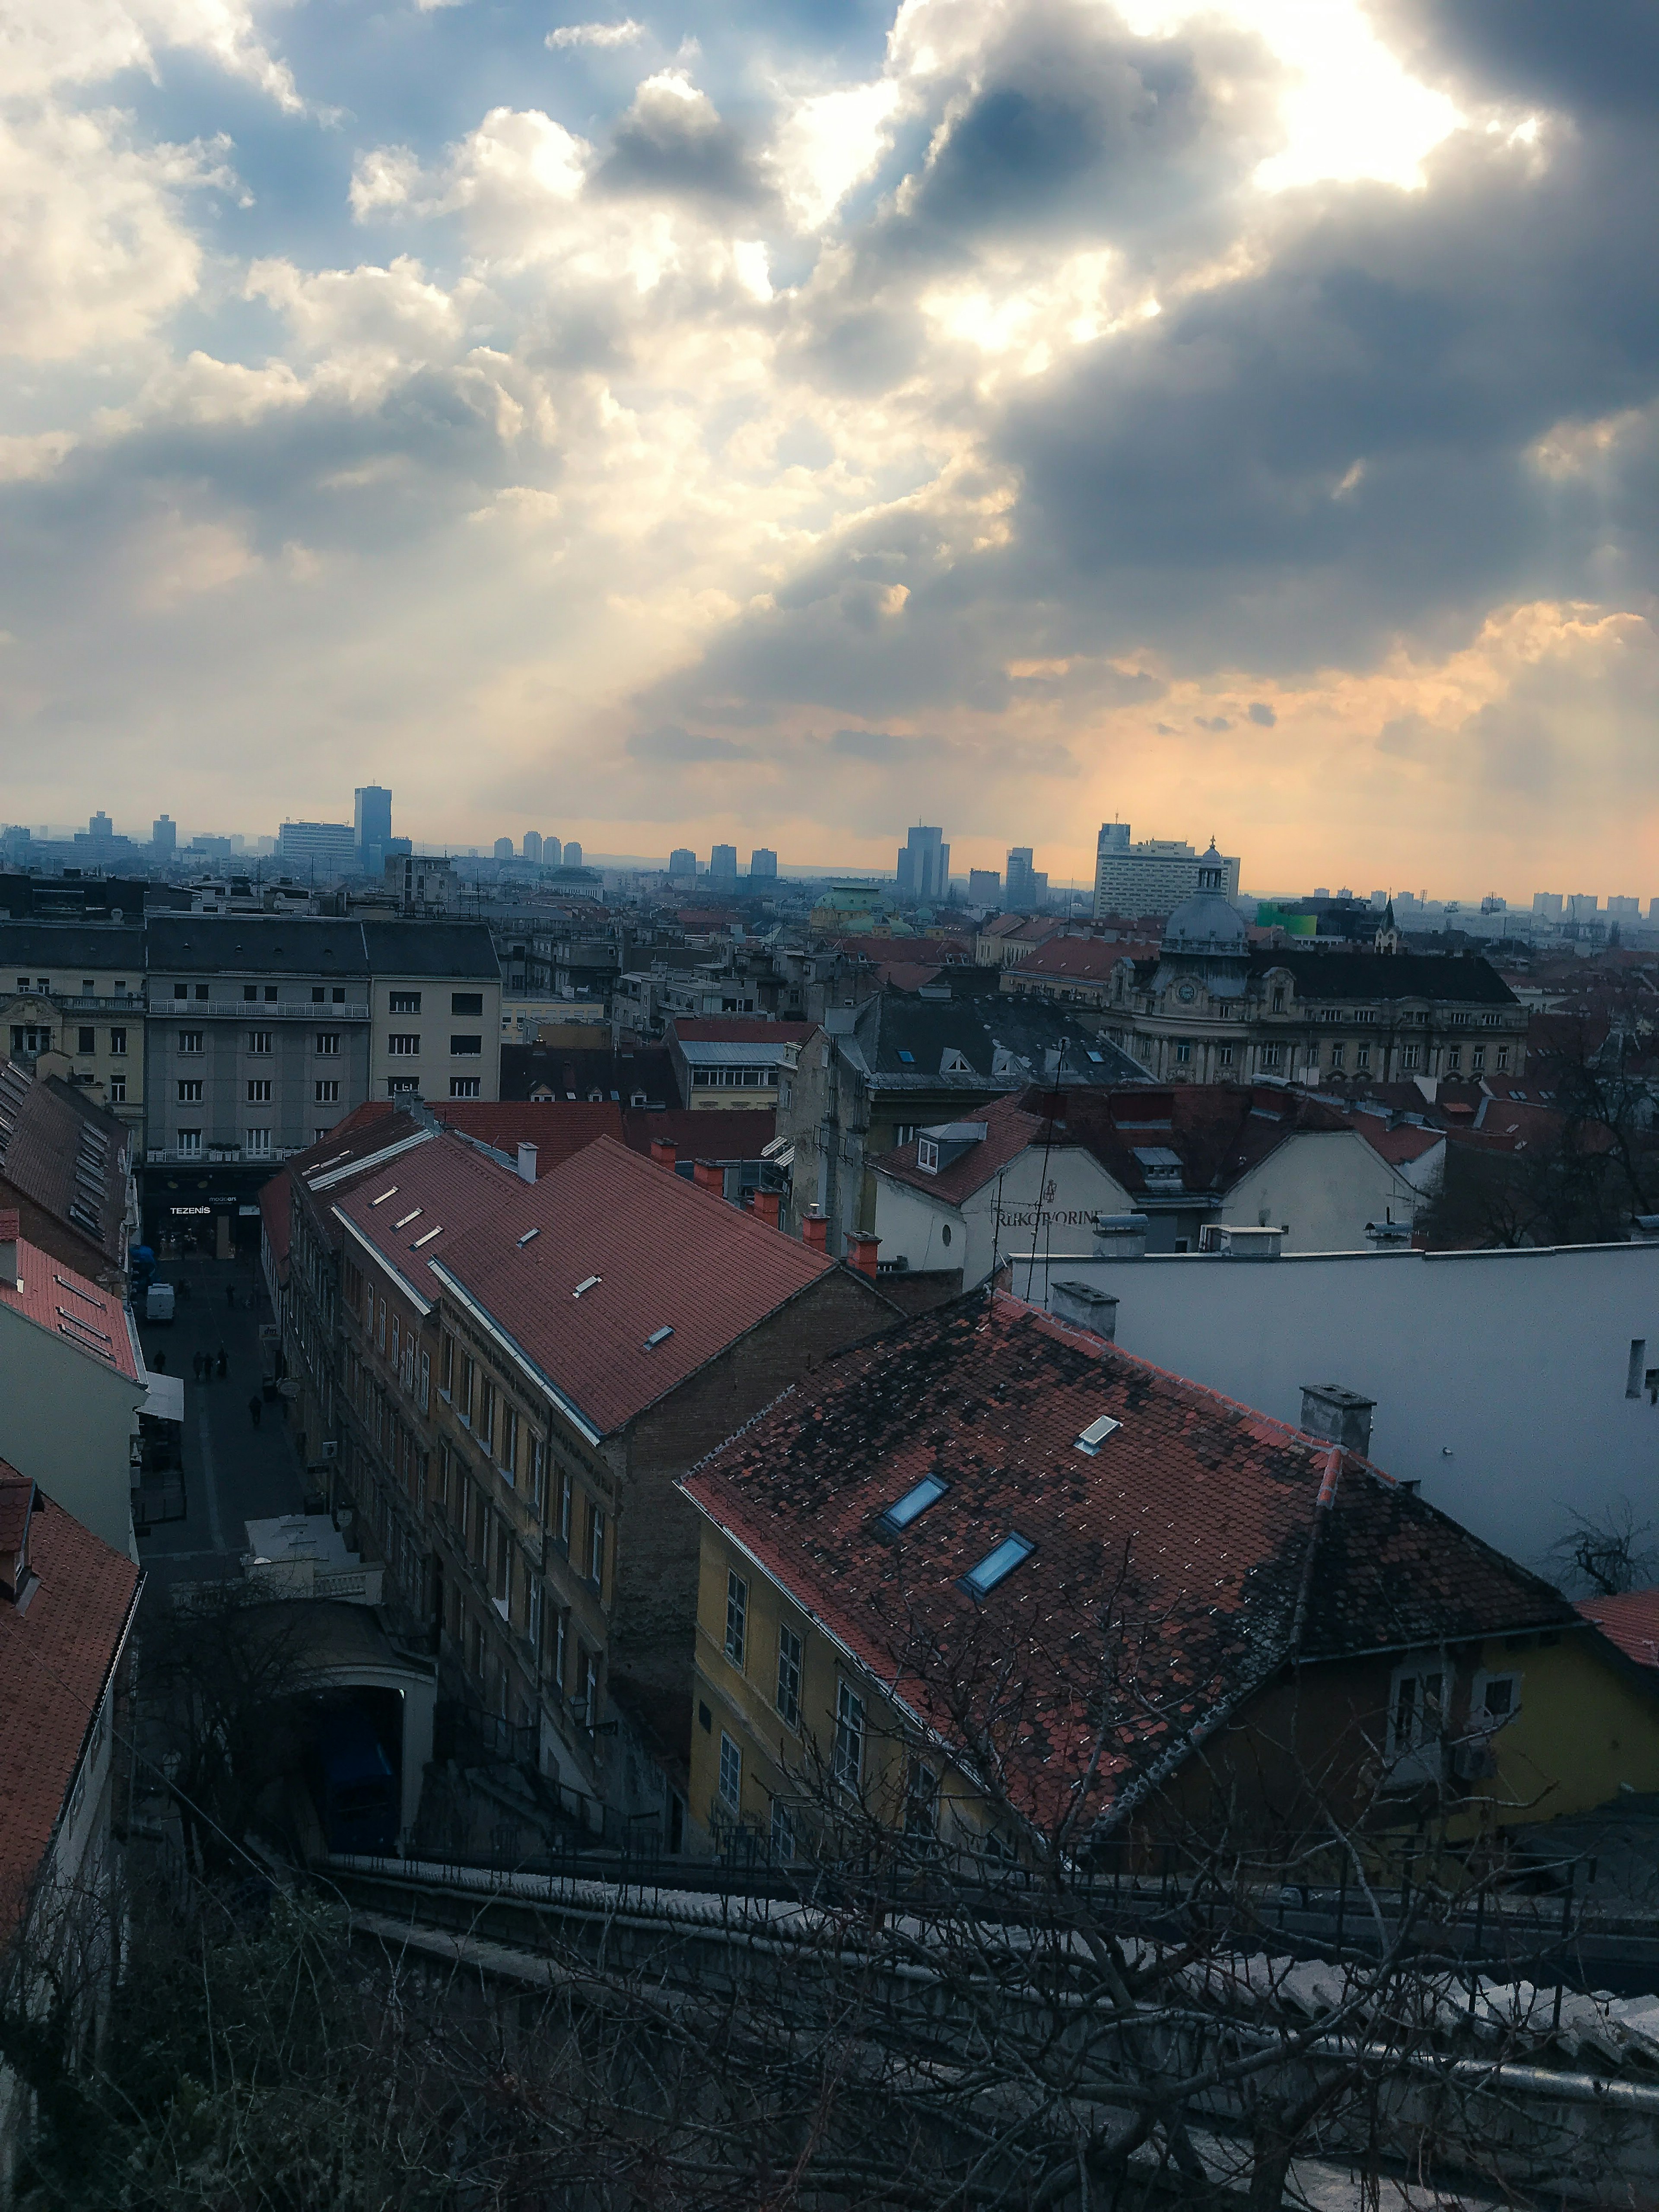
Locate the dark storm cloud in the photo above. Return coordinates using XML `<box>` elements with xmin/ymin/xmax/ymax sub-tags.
<box><xmin>1247</xmin><ymin>701</ymin><xmax>1276</xmax><ymax>725</ymax></box>
<box><xmin>594</xmin><ymin>80</ymin><xmax>768</xmax><ymax>206</ymax></box>
<box><xmin>626</xmin><ymin>723</ymin><xmax>754</xmax><ymax>763</ymax></box>
<box><xmin>1369</xmin><ymin>0</ymin><xmax>1659</xmax><ymax>122</ymax></box>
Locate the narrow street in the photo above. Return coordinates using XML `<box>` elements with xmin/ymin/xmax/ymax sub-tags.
<box><xmin>134</xmin><ymin>1249</ymin><xmax>307</xmax><ymax>1599</ymax></box>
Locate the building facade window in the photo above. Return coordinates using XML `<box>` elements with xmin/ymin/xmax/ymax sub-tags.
<box><xmin>390</xmin><ymin>992</ymin><xmax>421</xmax><ymax>1014</ymax></box>
<box><xmin>315</xmin><ymin>1032</ymin><xmax>340</xmax><ymax>1056</ymax></box>
<box><xmin>388</xmin><ymin>1034</ymin><xmax>420</xmax><ymax>1056</ymax></box>
<box><xmin>725</xmin><ymin>1570</ymin><xmax>747</xmax><ymax>1668</ymax></box>
<box><xmin>315</xmin><ymin>1080</ymin><xmax>339</xmax><ymax>1104</ymax></box>
<box><xmin>178</xmin><ymin>1030</ymin><xmax>203</xmax><ymax>1054</ymax></box>
<box><xmin>249</xmin><ymin>1030</ymin><xmax>273</xmax><ymax>1054</ymax></box>
<box><xmin>177</xmin><ymin>1079</ymin><xmax>203</xmax><ymax>1103</ymax></box>
<box><xmin>450</xmin><ymin>1077</ymin><xmax>481</xmax><ymax>1098</ymax></box>
<box><xmin>776</xmin><ymin>1622</ymin><xmax>801</xmax><ymax>1729</ymax></box>
<box><xmin>248</xmin><ymin>1079</ymin><xmax>272</xmax><ymax>1103</ymax></box>
<box><xmin>718</xmin><ymin>1731</ymin><xmax>742</xmax><ymax>1814</ymax></box>
<box><xmin>587</xmin><ymin>1504</ymin><xmax>606</xmax><ymax>1590</ymax></box>
<box><xmin>246</xmin><ymin>1128</ymin><xmax>271</xmax><ymax>1156</ymax></box>
<box><xmin>177</xmin><ymin>1130</ymin><xmax>201</xmax><ymax>1156</ymax></box>
<box><xmin>834</xmin><ymin>1681</ymin><xmax>864</xmax><ymax>1790</ymax></box>
<box><xmin>450</xmin><ymin>1034</ymin><xmax>483</xmax><ymax>1058</ymax></box>
<box><xmin>109</xmin><ymin>1027</ymin><xmax>126</xmax><ymax>1055</ymax></box>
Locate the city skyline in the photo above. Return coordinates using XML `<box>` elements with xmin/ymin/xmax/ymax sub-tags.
<box><xmin>3</xmin><ymin>0</ymin><xmax>1657</xmax><ymax>891</ymax></box>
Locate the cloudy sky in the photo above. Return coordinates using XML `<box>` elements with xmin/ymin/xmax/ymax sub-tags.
<box><xmin>2</xmin><ymin>0</ymin><xmax>1656</xmax><ymax>892</ymax></box>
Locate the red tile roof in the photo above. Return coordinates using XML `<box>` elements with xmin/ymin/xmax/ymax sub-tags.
<box><xmin>0</xmin><ymin>1481</ymin><xmax>141</xmax><ymax>1933</ymax></box>
<box><xmin>432</xmin><ymin>1136</ymin><xmax>836</xmax><ymax>1437</ymax></box>
<box><xmin>619</xmin><ymin>1109</ymin><xmax>777</xmax><ymax>1161</ymax></box>
<box><xmin>1012</xmin><ymin>937</ymin><xmax>1148</xmax><ymax>982</ymax></box>
<box><xmin>669</xmin><ymin>1019</ymin><xmax>817</xmax><ymax>1045</ymax></box>
<box><xmin>0</xmin><ymin>1231</ymin><xmax>141</xmax><ymax>1382</ymax></box>
<box><xmin>0</xmin><ymin>1063</ymin><xmax>130</xmax><ymax>1272</ymax></box>
<box><xmin>1352</xmin><ymin>1120</ymin><xmax>1444</xmax><ymax>1167</ymax></box>
<box><xmin>682</xmin><ymin>1295</ymin><xmax>1575</xmax><ymax>1835</ymax></box>
<box><xmin>331</xmin><ymin>1131</ymin><xmax>521</xmax><ymax>1309</ymax></box>
<box><xmin>1577</xmin><ymin>1589</ymin><xmax>1659</xmax><ymax>1672</ymax></box>
<box><xmin>435</xmin><ymin>1100</ymin><xmax>623</xmax><ymax>1167</ymax></box>
<box><xmin>872</xmin><ymin>1096</ymin><xmax>1048</xmax><ymax>1201</ymax></box>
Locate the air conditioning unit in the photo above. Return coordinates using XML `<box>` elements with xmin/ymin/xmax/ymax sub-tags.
<box><xmin>318</xmin><ymin>1440</ymin><xmax>338</xmax><ymax>1462</ymax></box>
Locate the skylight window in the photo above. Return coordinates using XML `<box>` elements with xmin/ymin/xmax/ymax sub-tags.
<box><xmin>573</xmin><ymin>1274</ymin><xmax>601</xmax><ymax>1297</ymax></box>
<box><xmin>517</xmin><ymin>1227</ymin><xmax>541</xmax><ymax>1248</ymax></box>
<box><xmin>883</xmin><ymin>1474</ymin><xmax>947</xmax><ymax>1530</ymax></box>
<box><xmin>394</xmin><ymin>1208</ymin><xmax>423</xmax><ymax>1229</ymax></box>
<box><xmin>897</xmin><ymin>1049</ymin><xmax>914</xmax><ymax>1064</ymax></box>
<box><xmin>643</xmin><ymin>1325</ymin><xmax>674</xmax><ymax>1350</ymax></box>
<box><xmin>1074</xmin><ymin>1414</ymin><xmax>1121</xmax><ymax>1456</ymax></box>
<box><xmin>369</xmin><ymin>1185</ymin><xmax>398</xmax><ymax>1207</ymax></box>
<box><xmin>410</xmin><ymin>1225</ymin><xmax>442</xmax><ymax>1249</ymax></box>
<box><xmin>962</xmin><ymin>1535</ymin><xmax>1034</xmax><ymax>1598</ymax></box>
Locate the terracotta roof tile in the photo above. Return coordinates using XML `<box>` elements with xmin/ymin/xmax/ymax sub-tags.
<box><xmin>0</xmin><ymin>1232</ymin><xmax>140</xmax><ymax>1382</ymax></box>
<box><xmin>0</xmin><ymin>1491</ymin><xmax>140</xmax><ymax>1931</ymax></box>
<box><xmin>1577</xmin><ymin>1589</ymin><xmax>1659</xmax><ymax>1672</ymax></box>
<box><xmin>619</xmin><ymin>1109</ymin><xmax>777</xmax><ymax>1161</ymax></box>
<box><xmin>0</xmin><ymin>1063</ymin><xmax>130</xmax><ymax>1270</ymax></box>
<box><xmin>682</xmin><ymin>1295</ymin><xmax>1574</xmax><ymax>1833</ymax></box>
<box><xmin>331</xmin><ymin>1131</ymin><xmax>521</xmax><ymax>1309</ymax></box>
<box><xmin>872</xmin><ymin>1096</ymin><xmax>1047</xmax><ymax>1201</ymax></box>
<box><xmin>434</xmin><ymin>1137</ymin><xmax>835</xmax><ymax>1436</ymax></box>
<box><xmin>435</xmin><ymin>1099</ymin><xmax>623</xmax><ymax>1167</ymax></box>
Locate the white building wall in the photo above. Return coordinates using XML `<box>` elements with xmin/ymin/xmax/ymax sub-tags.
<box><xmin>1220</xmin><ymin>1129</ymin><xmax>1431</xmax><ymax>1252</ymax></box>
<box><xmin>874</xmin><ymin>1146</ymin><xmax>1130</xmax><ymax>1288</ymax></box>
<box><xmin>0</xmin><ymin>1313</ymin><xmax>144</xmax><ymax>1557</ymax></box>
<box><xmin>1008</xmin><ymin>1241</ymin><xmax>1659</xmax><ymax>1571</ymax></box>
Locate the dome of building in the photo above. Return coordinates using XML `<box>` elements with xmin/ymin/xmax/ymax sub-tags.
<box><xmin>1161</xmin><ymin>845</ymin><xmax>1247</xmax><ymax>953</ymax></box>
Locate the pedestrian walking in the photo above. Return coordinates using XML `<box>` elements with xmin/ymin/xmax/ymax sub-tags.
<box><xmin>216</xmin><ymin>1345</ymin><xmax>228</xmax><ymax>1378</ymax></box>
<box><xmin>152</xmin><ymin>1350</ymin><xmax>166</xmax><ymax>1372</ymax></box>
<box><xmin>248</xmin><ymin>1394</ymin><xmax>262</xmax><ymax>1429</ymax></box>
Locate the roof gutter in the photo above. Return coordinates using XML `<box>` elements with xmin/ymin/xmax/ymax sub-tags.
<box><xmin>306</xmin><ymin>1125</ymin><xmax>436</xmax><ymax>1193</ymax></box>
<box><xmin>426</xmin><ymin>1257</ymin><xmax>604</xmax><ymax>1447</ymax></box>
<box><xmin>331</xmin><ymin>1209</ymin><xmax>433</xmax><ymax>1318</ymax></box>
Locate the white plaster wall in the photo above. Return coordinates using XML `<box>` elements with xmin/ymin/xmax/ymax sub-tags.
<box><xmin>1011</xmin><ymin>1241</ymin><xmax>1659</xmax><ymax>1572</ymax></box>
<box><xmin>0</xmin><ymin>1312</ymin><xmax>143</xmax><ymax>1556</ymax></box>
<box><xmin>1220</xmin><ymin>1129</ymin><xmax>1427</xmax><ymax>1252</ymax></box>
<box><xmin>874</xmin><ymin>1146</ymin><xmax>1130</xmax><ymax>1288</ymax></box>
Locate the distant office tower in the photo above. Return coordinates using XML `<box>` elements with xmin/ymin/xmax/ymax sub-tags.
<box><xmin>668</xmin><ymin>848</ymin><xmax>696</xmax><ymax>885</ymax></box>
<box><xmin>152</xmin><ymin>814</ymin><xmax>177</xmax><ymax>855</ymax></box>
<box><xmin>968</xmin><ymin>868</ymin><xmax>1001</xmax><ymax>904</ymax></box>
<box><xmin>89</xmin><ymin>811</ymin><xmax>113</xmax><ymax>839</ymax></box>
<box><xmin>749</xmin><ymin>848</ymin><xmax>778</xmax><ymax>880</ymax></box>
<box><xmin>276</xmin><ymin>820</ymin><xmax>356</xmax><ymax>876</ymax></box>
<box><xmin>354</xmin><ymin>786</ymin><xmax>392</xmax><ymax>874</ymax></box>
<box><xmin>1607</xmin><ymin>895</ymin><xmax>1640</xmax><ymax>920</ymax></box>
<box><xmin>1093</xmin><ymin>821</ymin><xmax>1240</xmax><ymax>919</ymax></box>
<box><xmin>1006</xmin><ymin>848</ymin><xmax>1039</xmax><ymax>912</ymax></box>
<box><xmin>896</xmin><ymin>825</ymin><xmax>949</xmax><ymax>903</ymax></box>
<box><xmin>523</xmin><ymin>831</ymin><xmax>543</xmax><ymax>864</ymax></box>
<box><xmin>710</xmin><ymin>844</ymin><xmax>738</xmax><ymax>886</ymax></box>
<box><xmin>1370</xmin><ymin>890</ymin><xmax>1387</xmax><ymax>909</ymax></box>
<box><xmin>493</xmin><ymin>836</ymin><xmax>514</xmax><ymax>861</ymax></box>
<box><xmin>1532</xmin><ymin>892</ymin><xmax>1563</xmax><ymax>917</ymax></box>
<box><xmin>564</xmin><ymin>840</ymin><xmax>582</xmax><ymax>868</ymax></box>
<box><xmin>1568</xmin><ymin>893</ymin><xmax>1599</xmax><ymax>922</ymax></box>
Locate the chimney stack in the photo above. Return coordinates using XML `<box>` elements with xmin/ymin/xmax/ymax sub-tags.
<box><xmin>1092</xmin><ymin>1212</ymin><xmax>1149</xmax><ymax>1261</ymax></box>
<box><xmin>802</xmin><ymin>1208</ymin><xmax>829</xmax><ymax>1255</ymax></box>
<box><xmin>1051</xmin><ymin>1280</ymin><xmax>1117</xmax><ymax>1341</ymax></box>
<box><xmin>847</xmin><ymin>1232</ymin><xmax>880</xmax><ymax>1277</ymax></box>
<box><xmin>650</xmin><ymin>1138</ymin><xmax>677</xmax><ymax>1171</ymax></box>
<box><xmin>752</xmin><ymin>1191</ymin><xmax>782</xmax><ymax>1231</ymax></box>
<box><xmin>516</xmin><ymin>1142</ymin><xmax>537</xmax><ymax>1185</ymax></box>
<box><xmin>1299</xmin><ymin>1383</ymin><xmax>1376</xmax><ymax>1459</ymax></box>
<box><xmin>693</xmin><ymin>1160</ymin><xmax>723</xmax><ymax>1195</ymax></box>
<box><xmin>0</xmin><ymin>1208</ymin><xmax>18</xmax><ymax>1290</ymax></box>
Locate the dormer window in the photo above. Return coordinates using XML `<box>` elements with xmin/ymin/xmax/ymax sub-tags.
<box><xmin>918</xmin><ymin>1138</ymin><xmax>939</xmax><ymax>1173</ymax></box>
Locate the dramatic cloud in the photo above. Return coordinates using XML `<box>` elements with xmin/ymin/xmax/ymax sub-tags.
<box><xmin>1</xmin><ymin>0</ymin><xmax>1656</xmax><ymax>893</ymax></box>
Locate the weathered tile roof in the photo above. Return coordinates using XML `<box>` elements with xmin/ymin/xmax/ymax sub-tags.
<box><xmin>871</xmin><ymin>1096</ymin><xmax>1048</xmax><ymax>1201</ymax></box>
<box><xmin>1577</xmin><ymin>1589</ymin><xmax>1659</xmax><ymax>1672</ymax></box>
<box><xmin>432</xmin><ymin>1136</ymin><xmax>836</xmax><ymax>1437</ymax></box>
<box><xmin>435</xmin><ymin>1099</ymin><xmax>623</xmax><ymax>1166</ymax></box>
<box><xmin>0</xmin><ymin>1221</ymin><xmax>142</xmax><ymax>1382</ymax></box>
<box><xmin>1250</xmin><ymin>952</ymin><xmax>1519</xmax><ymax>1006</ymax></box>
<box><xmin>330</xmin><ymin>1132</ymin><xmax>520</xmax><ymax>1310</ymax></box>
<box><xmin>0</xmin><ymin>1476</ymin><xmax>141</xmax><ymax>1933</ymax></box>
<box><xmin>681</xmin><ymin>1295</ymin><xmax>1576</xmax><ymax>1834</ymax></box>
<box><xmin>619</xmin><ymin>1109</ymin><xmax>777</xmax><ymax>1162</ymax></box>
<box><xmin>0</xmin><ymin>1062</ymin><xmax>130</xmax><ymax>1271</ymax></box>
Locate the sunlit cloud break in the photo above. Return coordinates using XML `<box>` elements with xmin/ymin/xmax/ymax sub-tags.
<box><xmin>546</xmin><ymin>18</ymin><xmax>645</xmax><ymax>49</ymax></box>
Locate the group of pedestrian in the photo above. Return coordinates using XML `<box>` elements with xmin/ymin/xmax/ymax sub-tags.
<box><xmin>192</xmin><ymin>1347</ymin><xmax>229</xmax><ymax>1384</ymax></box>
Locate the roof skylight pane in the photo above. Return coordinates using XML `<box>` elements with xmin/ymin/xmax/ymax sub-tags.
<box><xmin>369</xmin><ymin>1185</ymin><xmax>398</xmax><ymax>1207</ymax></box>
<box><xmin>963</xmin><ymin>1534</ymin><xmax>1034</xmax><ymax>1597</ymax></box>
<box><xmin>1074</xmin><ymin>1414</ymin><xmax>1122</xmax><ymax>1456</ymax></box>
<box><xmin>883</xmin><ymin>1473</ymin><xmax>947</xmax><ymax>1530</ymax></box>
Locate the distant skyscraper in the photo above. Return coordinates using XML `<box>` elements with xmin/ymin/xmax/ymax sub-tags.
<box><xmin>896</xmin><ymin>825</ymin><xmax>949</xmax><ymax>903</ymax></box>
<box><xmin>354</xmin><ymin>785</ymin><xmax>393</xmax><ymax>872</ymax></box>
<box><xmin>564</xmin><ymin>840</ymin><xmax>582</xmax><ymax>869</ymax></box>
<box><xmin>89</xmin><ymin>811</ymin><xmax>113</xmax><ymax>839</ymax></box>
<box><xmin>493</xmin><ymin>836</ymin><xmax>514</xmax><ymax>861</ymax></box>
<box><xmin>710</xmin><ymin>843</ymin><xmax>737</xmax><ymax>885</ymax></box>
<box><xmin>544</xmin><ymin>835</ymin><xmax>562</xmax><ymax>868</ymax></box>
<box><xmin>152</xmin><ymin>814</ymin><xmax>177</xmax><ymax>855</ymax></box>
<box><xmin>968</xmin><ymin>868</ymin><xmax>1000</xmax><ymax>905</ymax></box>
<box><xmin>668</xmin><ymin>848</ymin><xmax>696</xmax><ymax>885</ymax></box>
<box><xmin>749</xmin><ymin>848</ymin><xmax>778</xmax><ymax>880</ymax></box>
<box><xmin>1093</xmin><ymin>821</ymin><xmax>1241</xmax><ymax>919</ymax></box>
<box><xmin>1568</xmin><ymin>893</ymin><xmax>1599</xmax><ymax>922</ymax></box>
<box><xmin>523</xmin><ymin>831</ymin><xmax>543</xmax><ymax>864</ymax></box>
<box><xmin>1006</xmin><ymin>848</ymin><xmax>1039</xmax><ymax>912</ymax></box>
<box><xmin>277</xmin><ymin>820</ymin><xmax>356</xmax><ymax>877</ymax></box>
<box><xmin>1532</xmin><ymin>892</ymin><xmax>1563</xmax><ymax>918</ymax></box>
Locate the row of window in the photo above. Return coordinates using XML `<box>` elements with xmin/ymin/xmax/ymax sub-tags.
<box><xmin>386</xmin><ymin>1034</ymin><xmax>484</xmax><ymax>1057</ymax></box>
<box><xmin>13</xmin><ymin>976</ymin><xmax>133</xmax><ymax>997</ymax></box>
<box><xmin>1159</xmin><ymin>1037</ymin><xmax>1515</xmax><ymax>1075</ymax></box>
<box><xmin>178</xmin><ymin>1029</ymin><xmax>343</xmax><ymax>1055</ymax></box>
<box><xmin>170</xmin><ymin>1128</ymin><xmax>337</xmax><ymax>1156</ymax></box>
<box><xmin>177</xmin><ymin>1077</ymin><xmax>341</xmax><ymax>1104</ymax></box>
<box><xmin>688</xmin><ymin>1066</ymin><xmax>775</xmax><ymax>1087</ymax></box>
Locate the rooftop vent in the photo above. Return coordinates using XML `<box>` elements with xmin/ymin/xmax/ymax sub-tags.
<box><xmin>1051</xmin><ymin>1281</ymin><xmax>1118</xmax><ymax>1341</ymax></box>
<box><xmin>643</xmin><ymin>1325</ymin><xmax>674</xmax><ymax>1351</ymax></box>
<box><xmin>1074</xmin><ymin>1412</ymin><xmax>1121</xmax><ymax>1456</ymax></box>
<box><xmin>1220</xmin><ymin>1225</ymin><xmax>1281</xmax><ymax>1260</ymax></box>
<box><xmin>1092</xmin><ymin>1213</ymin><xmax>1149</xmax><ymax>1261</ymax></box>
<box><xmin>516</xmin><ymin>1227</ymin><xmax>540</xmax><ymax>1247</ymax></box>
<box><xmin>573</xmin><ymin>1274</ymin><xmax>601</xmax><ymax>1297</ymax></box>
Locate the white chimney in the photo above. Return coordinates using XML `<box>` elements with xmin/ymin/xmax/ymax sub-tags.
<box><xmin>517</xmin><ymin>1142</ymin><xmax>537</xmax><ymax>1185</ymax></box>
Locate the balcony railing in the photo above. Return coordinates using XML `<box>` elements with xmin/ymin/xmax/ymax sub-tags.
<box><xmin>156</xmin><ymin>1001</ymin><xmax>372</xmax><ymax>1022</ymax></box>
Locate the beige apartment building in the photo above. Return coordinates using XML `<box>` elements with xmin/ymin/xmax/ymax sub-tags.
<box><xmin>361</xmin><ymin>921</ymin><xmax>502</xmax><ymax>1108</ymax></box>
<box><xmin>0</xmin><ymin>922</ymin><xmax>147</xmax><ymax>1140</ymax></box>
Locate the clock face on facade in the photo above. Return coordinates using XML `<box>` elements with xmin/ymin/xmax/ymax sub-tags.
<box><xmin>1176</xmin><ymin>982</ymin><xmax>1197</xmax><ymax>1003</ymax></box>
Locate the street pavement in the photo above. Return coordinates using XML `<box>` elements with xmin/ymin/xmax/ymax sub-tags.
<box><xmin>134</xmin><ymin>1249</ymin><xmax>307</xmax><ymax>1598</ymax></box>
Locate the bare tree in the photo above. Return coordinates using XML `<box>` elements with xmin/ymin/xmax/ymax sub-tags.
<box><xmin>1547</xmin><ymin>1499</ymin><xmax>1659</xmax><ymax>1597</ymax></box>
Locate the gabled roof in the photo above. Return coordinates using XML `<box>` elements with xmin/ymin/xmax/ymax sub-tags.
<box><xmin>1011</xmin><ymin>936</ymin><xmax>1156</xmax><ymax>980</ymax></box>
<box><xmin>865</xmin><ymin>988</ymin><xmax>1147</xmax><ymax>1089</ymax></box>
<box><xmin>331</xmin><ymin>1133</ymin><xmax>520</xmax><ymax>1313</ymax></box>
<box><xmin>1576</xmin><ymin>1590</ymin><xmax>1659</xmax><ymax>1672</ymax></box>
<box><xmin>682</xmin><ymin>1296</ymin><xmax>1576</xmax><ymax>1835</ymax></box>
<box><xmin>356</xmin><ymin>919</ymin><xmax>502</xmax><ymax>980</ymax></box>
<box><xmin>0</xmin><ymin>1220</ymin><xmax>142</xmax><ymax>1384</ymax></box>
<box><xmin>145</xmin><ymin>915</ymin><xmax>370</xmax><ymax>975</ymax></box>
<box><xmin>502</xmin><ymin>1041</ymin><xmax>677</xmax><ymax>1106</ymax></box>
<box><xmin>1046</xmin><ymin>1084</ymin><xmax>1354</xmax><ymax>1201</ymax></box>
<box><xmin>619</xmin><ymin>1109</ymin><xmax>777</xmax><ymax>1162</ymax></box>
<box><xmin>435</xmin><ymin>1100</ymin><xmax>623</xmax><ymax>1166</ymax></box>
<box><xmin>871</xmin><ymin>1096</ymin><xmax>1050</xmax><ymax>1201</ymax></box>
<box><xmin>432</xmin><ymin>1137</ymin><xmax>839</xmax><ymax>1437</ymax></box>
<box><xmin>1352</xmin><ymin>1120</ymin><xmax>1444</xmax><ymax>1167</ymax></box>
<box><xmin>0</xmin><ymin>1063</ymin><xmax>130</xmax><ymax>1270</ymax></box>
<box><xmin>0</xmin><ymin>1482</ymin><xmax>142</xmax><ymax>1931</ymax></box>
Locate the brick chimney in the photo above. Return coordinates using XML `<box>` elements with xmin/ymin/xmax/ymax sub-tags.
<box><xmin>516</xmin><ymin>1141</ymin><xmax>537</xmax><ymax>1185</ymax></box>
<box><xmin>847</xmin><ymin>1233</ymin><xmax>880</xmax><ymax>1277</ymax></box>
<box><xmin>0</xmin><ymin>1209</ymin><xmax>18</xmax><ymax>1290</ymax></box>
<box><xmin>752</xmin><ymin>1191</ymin><xmax>782</xmax><ymax>1231</ymax></box>
<box><xmin>802</xmin><ymin>1208</ymin><xmax>829</xmax><ymax>1254</ymax></box>
<box><xmin>693</xmin><ymin>1160</ymin><xmax>723</xmax><ymax>1195</ymax></box>
<box><xmin>650</xmin><ymin>1138</ymin><xmax>677</xmax><ymax>1170</ymax></box>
